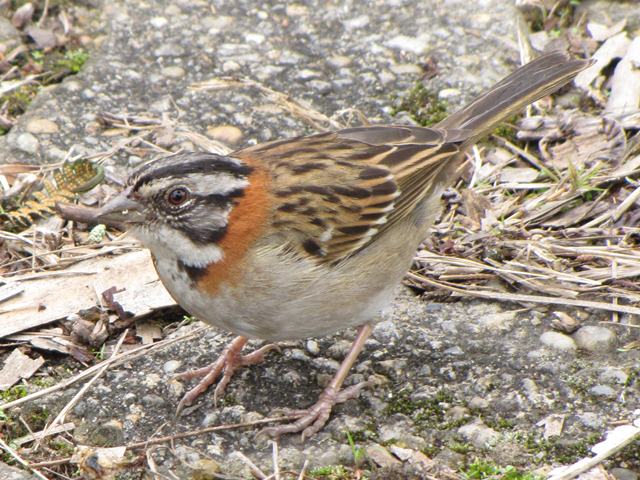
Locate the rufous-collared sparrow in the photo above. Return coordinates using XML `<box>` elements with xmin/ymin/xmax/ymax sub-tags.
<box><xmin>60</xmin><ymin>51</ymin><xmax>588</xmax><ymax>439</ymax></box>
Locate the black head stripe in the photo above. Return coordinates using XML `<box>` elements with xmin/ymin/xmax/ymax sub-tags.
<box><xmin>176</xmin><ymin>259</ymin><xmax>207</xmax><ymax>283</ymax></box>
<box><xmin>131</xmin><ymin>153</ymin><xmax>253</xmax><ymax>190</ymax></box>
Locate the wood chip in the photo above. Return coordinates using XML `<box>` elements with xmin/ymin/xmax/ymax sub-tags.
<box><xmin>0</xmin><ymin>249</ymin><xmax>175</xmax><ymax>339</ymax></box>
<box><xmin>587</xmin><ymin>19</ymin><xmax>626</xmax><ymax>42</ymax></box>
<box><xmin>0</xmin><ymin>282</ymin><xmax>24</xmax><ymax>303</ymax></box>
<box><xmin>0</xmin><ymin>349</ymin><xmax>44</xmax><ymax>390</ymax></box>
<box><xmin>135</xmin><ymin>321</ymin><xmax>163</xmax><ymax>345</ymax></box>
<box><xmin>14</xmin><ymin>422</ymin><xmax>76</xmax><ymax>447</ymax></box>
<box><xmin>606</xmin><ymin>36</ymin><xmax>640</xmax><ymax>118</ymax></box>
<box><xmin>537</xmin><ymin>413</ymin><xmax>565</xmax><ymax>439</ymax></box>
<box><xmin>389</xmin><ymin>445</ymin><xmax>435</xmax><ymax>468</ymax></box>
<box><xmin>547</xmin><ymin>422</ymin><xmax>640</xmax><ymax>480</ymax></box>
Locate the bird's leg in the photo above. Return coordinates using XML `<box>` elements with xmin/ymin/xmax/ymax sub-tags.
<box><xmin>175</xmin><ymin>335</ymin><xmax>279</xmax><ymax>414</ymax></box>
<box><xmin>261</xmin><ymin>324</ymin><xmax>374</xmax><ymax>440</ymax></box>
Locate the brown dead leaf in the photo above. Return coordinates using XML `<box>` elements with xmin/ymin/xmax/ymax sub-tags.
<box><xmin>461</xmin><ymin>189</ymin><xmax>493</xmax><ymax>229</ymax></box>
<box><xmin>71</xmin><ymin>445</ymin><xmax>129</xmax><ymax>480</ymax></box>
<box><xmin>538</xmin><ymin>115</ymin><xmax>626</xmax><ymax>170</ymax></box>
<box><xmin>67</xmin><ymin>315</ymin><xmax>109</xmax><ymax>348</ymax></box>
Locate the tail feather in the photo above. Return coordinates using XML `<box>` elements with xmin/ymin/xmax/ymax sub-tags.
<box><xmin>436</xmin><ymin>51</ymin><xmax>591</xmax><ymax>144</ymax></box>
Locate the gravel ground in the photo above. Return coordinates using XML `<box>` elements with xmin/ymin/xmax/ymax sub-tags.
<box><xmin>1</xmin><ymin>0</ymin><xmax>639</xmax><ymax>479</ymax></box>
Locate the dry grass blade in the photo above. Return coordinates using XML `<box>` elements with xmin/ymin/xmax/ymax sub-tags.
<box><xmin>191</xmin><ymin>76</ymin><xmax>345</xmax><ymax>131</ymax></box>
<box><xmin>41</xmin><ymin>330</ymin><xmax>128</xmax><ymax>441</ymax></box>
<box><xmin>0</xmin><ymin>326</ymin><xmax>207</xmax><ymax>411</ymax></box>
<box><xmin>547</xmin><ymin>422</ymin><xmax>640</xmax><ymax>480</ymax></box>
<box><xmin>409</xmin><ymin>273</ymin><xmax>640</xmax><ymax>316</ymax></box>
<box><xmin>0</xmin><ymin>438</ymin><xmax>50</xmax><ymax>480</ymax></box>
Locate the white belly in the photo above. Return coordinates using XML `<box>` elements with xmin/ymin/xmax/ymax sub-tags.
<box><xmin>152</xmin><ymin>222</ymin><xmax>420</xmax><ymax>341</ymax></box>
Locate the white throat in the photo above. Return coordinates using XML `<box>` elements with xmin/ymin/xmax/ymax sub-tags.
<box><xmin>133</xmin><ymin>224</ymin><xmax>224</xmax><ymax>268</ymax></box>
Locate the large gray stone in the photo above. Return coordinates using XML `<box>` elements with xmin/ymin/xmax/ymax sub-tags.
<box><xmin>0</xmin><ymin>463</ymin><xmax>39</xmax><ymax>480</ymax></box>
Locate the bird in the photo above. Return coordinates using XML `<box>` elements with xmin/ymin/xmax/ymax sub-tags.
<box><xmin>65</xmin><ymin>51</ymin><xmax>589</xmax><ymax>439</ymax></box>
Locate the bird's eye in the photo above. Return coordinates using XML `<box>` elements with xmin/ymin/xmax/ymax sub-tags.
<box><xmin>166</xmin><ymin>187</ymin><xmax>190</xmax><ymax>206</ymax></box>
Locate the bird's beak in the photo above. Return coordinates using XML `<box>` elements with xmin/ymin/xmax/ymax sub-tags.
<box><xmin>95</xmin><ymin>188</ymin><xmax>145</xmax><ymax>226</ymax></box>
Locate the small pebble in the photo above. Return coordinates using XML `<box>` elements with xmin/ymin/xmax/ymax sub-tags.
<box><xmin>150</xmin><ymin>16</ymin><xmax>168</xmax><ymax>28</ymax></box>
<box><xmin>90</xmin><ymin>420</ymin><xmax>125</xmax><ymax>447</ymax></box>
<box><xmin>14</xmin><ymin>132</ymin><xmax>39</xmax><ymax>154</ymax></box>
<box><xmin>372</xmin><ymin>320</ymin><xmax>400</xmax><ymax>343</ymax></box>
<box><xmin>589</xmin><ymin>384</ymin><xmax>616</xmax><ymax>399</ymax></box>
<box><xmin>446</xmin><ymin>406</ymin><xmax>469</xmax><ymax>420</ymax></box>
<box><xmin>572</xmin><ymin>326</ymin><xmax>616</xmax><ymax>352</ymax></box>
<box><xmin>207</xmin><ymin>125</ymin><xmax>243</xmax><ymax>145</ymax></box>
<box><xmin>366</xmin><ymin>443</ymin><xmax>401</xmax><ymax>468</ymax></box>
<box><xmin>327</xmin><ymin>55</ymin><xmax>351</xmax><ymax>68</ymax></box>
<box><xmin>222</xmin><ymin>60</ymin><xmax>241</xmax><ymax>72</ymax></box>
<box><xmin>468</xmin><ymin>396</ymin><xmax>489</xmax><ymax>410</ymax></box>
<box><xmin>457</xmin><ymin>421</ymin><xmax>499</xmax><ymax>449</ymax></box>
<box><xmin>444</xmin><ymin>346</ymin><xmax>464</xmax><ymax>355</ymax></box>
<box><xmin>26</xmin><ymin>118</ymin><xmax>59</xmax><ymax>134</ymax></box>
<box><xmin>154</xmin><ymin>43</ymin><xmax>185</xmax><ymax>57</ymax></box>
<box><xmin>161</xmin><ymin>66</ymin><xmax>185</xmax><ymax>78</ymax></box>
<box><xmin>386</xmin><ymin>34</ymin><xmax>429</xmax><ymax>54</ymax></box>
<box><xmin>306</xmin><ymin>339</ymin><xmax>320</xmax><ymax>355</ymax></box>
<box><xmin>163</xmin><ymin>360</ymin><xmax>182</xmax><ymax>374</ymax></box>
<box><xmin>577</xmin><ymin>412</ymin><xmax>603</xmax><ymax>429</ymax></box>
<box><xmin>141</xmin><ymin>394</ymin><xmax>165</xmax><ymax>408</ymax></box>
<box><xmin>550</xmin><ymin>312</ymin><xmax>581</xmax><ymax>334</ymax></box>
<box><xmin>611</xmin><ymin>468</ymin><xmax>638</xmax><ymax>480</ymax></box>
<box><xmin>540</xmin><ymin>331</ymin><xmax>577</xmax><ymax>351</ymax></box>
<box><xmin>439</xmin><ymin>88</ymin><xmax>461</xmax><ymax>99</ymax></box>
<box><xmin>599</xmin><ymin>368</ymin><xmax>628</xmax><ymax>385</ymax></box>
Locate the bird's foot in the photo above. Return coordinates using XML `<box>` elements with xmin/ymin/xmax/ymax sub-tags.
<box><xmin>175</xmin><ymin>336</ymin><xmax>279</xmax><ymax>414</ymax></box>
<box><xmin>261</xmin><ymin>380</ymin><xmax>372</xmax><ymax>440</ymax></box>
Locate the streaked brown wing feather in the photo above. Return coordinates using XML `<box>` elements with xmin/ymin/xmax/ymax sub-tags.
<box><xmin>236</xmin><ymin>126</ymin><xmax>457</xmax><ymax>263</ymax></box>
<box><xmin>235</xmin><ymin>51</ymin><xmax>590</xmax><ymax>265</ymax></box>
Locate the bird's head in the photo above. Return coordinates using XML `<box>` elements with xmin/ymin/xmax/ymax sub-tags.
<box><xmin>96</xmin><ymin>152</ymin><xmax>254</xmax><ymax>266</ymax></box>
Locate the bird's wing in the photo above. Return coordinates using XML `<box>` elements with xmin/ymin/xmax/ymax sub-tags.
<box><xmin>235</xmin><ymin>125</ymin><xmax>464</xmax><ymax>263</ymax></box>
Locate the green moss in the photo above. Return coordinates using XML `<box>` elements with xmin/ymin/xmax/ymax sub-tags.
<box><xmin>27</xmin><ymin>406</ymin><xmax>50</xmax><ymax>430</ymax></box>
<box><xmin>309</xmin><ymin>465</ymin><xmax>351</xmax><ymax>479</ymax></box>
<box><xmin>391</xmin><ymin>82</ymin><xmax>448</xmax><ymax>126</ymax></box>
<box><xmin>485</xmin><ymin>417</ymin><xmax>516</xmax><ymax>431</ymax></box>
<box><xmin>517</xmin><ymin>432</ymin><xmax>601</xmax><ymax>465</ymax></box>
<box><xmin>422</xmin><ymin>444</ymin><xmax>439</xmax><ymax>457</ymax></box>
<box><xmin>55</xmin><ymin>48</ymin><xmax>89</xmax><ymax>74</ymax></box>
<box><xmin>50</xmin><ymin>439</ymin><xmax>75</xmax><ymax>456</ymax></box>
<box><xmin>461</xmin><ymin>460</ymin><xmax>542</xmax><ymax>480</ymax></box>
<box><xmin>0</xmin><ymin>384</ymin><xmax>27</xmax><ymax>402</ymax></box>
<box><xmin>491</xmin><ymin>114</ymin><xmax>521</xmax><ymax>143</ymax></box>
<box><xmin>31</xmin><ymin>376</ymin><xmax>56</xmax><ymax>389</ymax></box>
<box><xmin>384</xmin><ymin>388</ymin><xmax>461</xmax><ymax>430</ymax></box>
<box><xmin>4</xmin><ymin>84</ymin><xmax>40</xmax><ymax>117</ymax></box>
<box><xmin>449</xmin><ymin>442</ymin><xmax>474</xmax><ymax>454</ymax></box>
<box><xmin>619</xmin><ymin>440</ymin><xmax>640</xmax><ymax>464</ymax></box>
<box><xmin>623</xmin><ymin>368</ymin><xmax>638</xmax><ymax>387</ymax></box>
<box><xmin>346</xmin><ymin>430</ymin><xmax>365</xmax><ymax>465</ymax></box>
<box><xmin>218</xmin><ymin>393</ymin><xmax>238</xmax><ymax>407</ymax></box>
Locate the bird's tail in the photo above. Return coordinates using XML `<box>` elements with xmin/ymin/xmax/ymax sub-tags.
<box><xmin>436</xmin><ymin>51</ymin><xmax>591</xmax><ymax>144</ymax></box>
